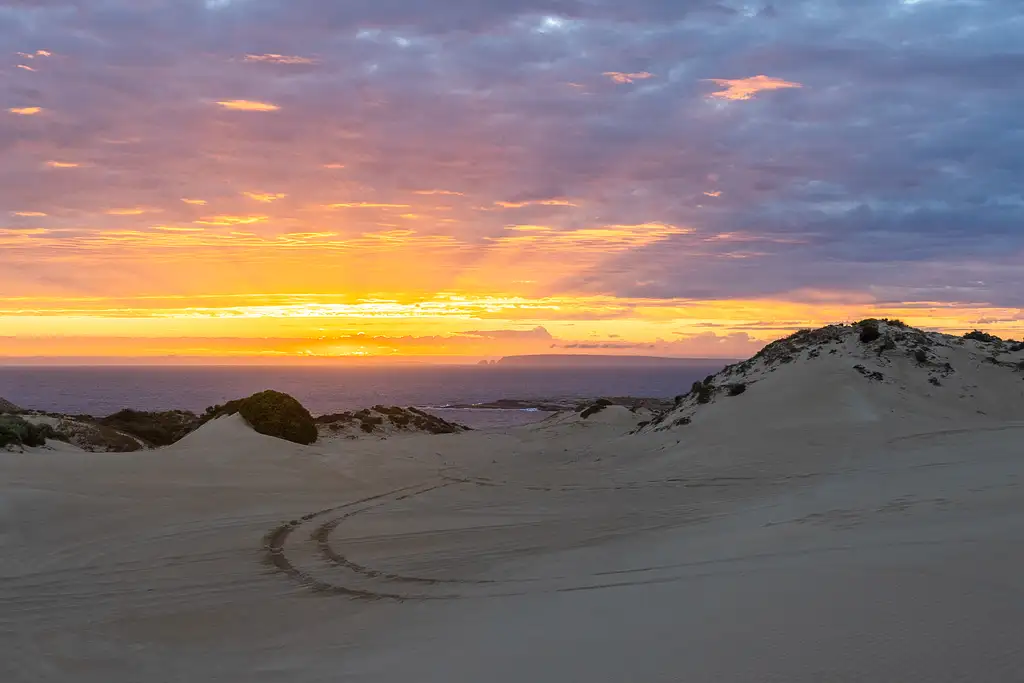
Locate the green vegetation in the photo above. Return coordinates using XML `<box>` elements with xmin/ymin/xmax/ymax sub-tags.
<box><xmin>857</xmin><ymin>320</ymin><xmax>881</xmax><ymax>343</ymax></box>
<box><xmin>204</xmin><ymin>390</ymin><xmax>317</xmax><ymax>445</ymax></box>
<box><xmin>727</xmin><ymin>383</ymin><xmax>747</xmax><ymax>396</ymax></box>
<box><xmin>0</xmin><ymin>415</ymin><xmax>60</xmax><ymax>448</ymax></box>
<box><xmin>964</xmin><ymin>330</ymin><xmax>1001</xmax><ymax>343</ymax></box>
<box><xmin>691</xmin><ymin>381</ymin><xmax>713</xmax><ymax>404</ymax></box>
<box><xmin>579</xmin><ymin>399</ymin><xmax>613</xmax><ymax>419</ymax></box>
<box><xmin>99</xmin><ymin>409</ymin><xmax>199</xmax><ymax>447</ymax></box>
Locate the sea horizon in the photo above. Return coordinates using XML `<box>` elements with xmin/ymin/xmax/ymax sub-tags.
<box><xmin>0</xmin><ymin>360</ymin><xmax>734</xmax><ymax>420</ymax></box>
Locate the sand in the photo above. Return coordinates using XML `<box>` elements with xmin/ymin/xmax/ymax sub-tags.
<box><xmin>3</xmin><ymin>325</ymin><xmax>1024</xmax><ymax>681</ymax></box>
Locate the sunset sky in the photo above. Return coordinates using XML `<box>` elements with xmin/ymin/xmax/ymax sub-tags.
<box><xmin>2</xmin><ymin>0</ymin><xmax>1023</xmax><ymax>362</ymax></box>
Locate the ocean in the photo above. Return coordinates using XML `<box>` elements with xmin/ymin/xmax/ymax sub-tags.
<box><xmin>0</xmin><ymin>362</ymin><xmax>732</xmax><ymax>429</ymax></box>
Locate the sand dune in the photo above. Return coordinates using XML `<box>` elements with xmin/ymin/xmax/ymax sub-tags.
<box><xmin>3</xmin><ymin>323</ymin><xmax>1024</xmax><ymax>681</ymax></box>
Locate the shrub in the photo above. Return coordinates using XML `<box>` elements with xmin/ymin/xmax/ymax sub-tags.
<box><xmin>928</xmin><ymin>377</ymin><xmax>942</xmax><ymax>386</ymax></box>
<box><xmin>0</xmin><ymin>415</ymin><xmax>56</xmax><ymax>448</ymax></box>
<box><xmin>99</xmin><ymin>409</ymin><xmax>199</xmax><ymax>447</ymax></box>
<box><xmin>727</xmin><ymin>383</ymin><xmax>747</xmax><ymax>396</ymax></box>
<box><xmin>205</xmin><ymin>390</ymin><xmax>317</xmax><ymax>445</ymax></box>
<box><xmin>964</xmin><ymin>330</ymin><xmax>1001</xmax><ymax>343</ymax></box>
<box><xmin>696</xmin><ymin>385</ymin><xmax>713</xmax><ymax>404</ymax></box>
<box><xmin>913</xmin><ymin>349</ymin><xmax>928</xmax><ymax>364</ymax></box>
<box><xmin>858</xmin><ymin>321</ymin><xmax>881</xmax><ymax>343</ymax></box>
<box><xmin>580</xmin><ymin>402</ymin><xmax>608</xmax><ymax>419</ymax></box>
<box><xmin>1010</xmin><ymin>342</ymin><xmax>1024</xmax><ymax>353</ymax></box>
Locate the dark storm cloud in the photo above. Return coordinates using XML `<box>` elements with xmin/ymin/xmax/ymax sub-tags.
<box><xmin>1</xmin><ymin>0</ymin><xmax>1022</xmax><ymax>306</ymax></box>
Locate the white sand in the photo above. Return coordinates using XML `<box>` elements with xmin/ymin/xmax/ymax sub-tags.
<box><xmin>3</xmin><ymin>328</ymin><xmax>1024</xmax><ymax>681</ymax></box>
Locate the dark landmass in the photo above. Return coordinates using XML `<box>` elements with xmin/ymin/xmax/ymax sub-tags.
<box><xmin>440</xmin><ymin>396</ymin><xmax>676</xmax><ymax>413</ymax></box>
<box><xmin>495</xmin><ymin>354</ymin><xmax>736</xmax><ymax>368</ymax></box>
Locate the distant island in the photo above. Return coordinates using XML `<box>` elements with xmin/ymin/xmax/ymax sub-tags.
<box><xmin>493</xmin><ymin>354</ymin><xmax>736</xmax><ymax>368</ymax></box>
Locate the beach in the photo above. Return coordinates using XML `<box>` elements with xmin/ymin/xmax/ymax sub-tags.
<box><xmin>3</xmin><ymin>323</ymin><xmax>1024</xmax><ymax>681</ymax></box>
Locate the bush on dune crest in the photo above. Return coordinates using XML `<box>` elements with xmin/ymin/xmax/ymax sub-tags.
<box><xmin>203</xmin><ymin>390</ymin><xmax>317</xmax><ymax>445</ymax></box>
<box><xmin>0</xmin><ymin>415</ymin><xmax>60</xmax><ymax>448</ymax></box>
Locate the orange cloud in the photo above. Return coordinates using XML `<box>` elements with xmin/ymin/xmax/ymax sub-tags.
<box><xmin>215</xmin><ymin>99</ymin><xmax>280</xmax><ymax>112</ymax></box>
<box><xmin>106</xmin><ymin>208</ymin><xmax>157</xmax><ymax>216</ymax></box>
<box><xmin>11</xmin><ymin>211</ymin><xmax>47</xmax><ymax>217</ymax></box>
<box><xmin>245</xmin><ymin>53</ymin><xmax>316</xmax><ymax>65</ymax></box>
<box><xmin>181</xmin><ymin>198</ymin><xmax>207</xmax><ymax>205</ymax></box>
<box><xmin>704</xmin><ymin>190</ymin><xmax>722</xmax><ymax>197</ymax></box>
<box><xmin>243</xmin><ymin>191</ymin><xmax>287</xmax><ymax>203</ymax></box>
<box><xmin>705</xmin><ymin>75</ymin><xmax>803</xmax><ymax>100</ymax></box>
<box><xmin>493</xmin><ymin>222</ymin><xmax>691</xmax><ymax>252</ymax></box>
<box><xmin>8</xmin><ymin>106</ymin><xmax>42</xmax><ymax>116</ymax></box>
<box><xmin>323</xmin><ymin>163</ymin><xmax>346</xmax><ymax>169</ymax></box>
<box><xmin>415</xmin><ymin>190</ymin><xmax>464</xmax><ymax>196</ymax></box>
<box><xmin>495</xmin><ymin>198</ymin><xmax>577</xmax><ymax>208</ymax></box>
<box><xmin>326</xmin><ymin>202</ymin><xmax>410</xmax><ymax>209</ymax></box>
<box><xmin>603</xmin><ymin>71</ymin><xmax>654</xmax><ymax>84</ymax></box>
<box><xmin>193</xmin><ymin>215</ymin><xmax>268</xmax><ymax>226</ymax></box>
<box><xmin>36</xmin><ymin>50</ymin><xmax>52</xmax><ymax>57</ymax></box>
<box><xmin>45</xmin><ymin>161</ymin><xmax>80</xmax><ymax>168</ymax></box>
<box><xmin>16</xmin><ymin>65</ymin><xmax>36</xmax><ymax>72</ymax></box>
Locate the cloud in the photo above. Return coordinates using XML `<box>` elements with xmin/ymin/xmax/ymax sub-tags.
<box><xmin>215</xmin><ymin>100</ymin><xmax>280</xmax><ymax>111</ymax></box>
<box><xmin>8</xmin><ymin>107</ymin><xmax>42</xmax><ymax>116</ymax></box>
<box><xmin>2</xmin><ymin>0</ymin><xmax>1024</xmax><ymax>352</ymax></box>
<box><xmin>494</xmin><ymin>199</ymin><xmax>577</xmax><ymax>208</ymax></box>
<box><xmin>603</xmin><ymin>72</ymin><xmax>655</xmax><ymax>84</ymax></box>
<box><xmin>106</xmin><ymin>208</ymin><xmax>156</xmax><ymax>216</ymax></box>
<box><xmin>244</xmin><ymin>53</ymin><xmax>316</xmax><ymax>65</ymax></box>
<box><xmin>193</xmin><ymin>215</ymin><xmax>268</xmax><ymax>226</ymax></box>
<box><xmin>327</xmin><ymin>202</ymin><xmax>410</xmax><ymax>209</ymax></box>
<box><xmin>181</xmin><ymin>198</ymin><xmax>207</xmax><ymax>205</ymax></box>
<box><xmin>463</xmin><ymin>326</ymin><xmax>553</xmax><ymax>340</ymax></box>
<box><xmin>704</xmin><ymin>75</ymin><xmax>803</xmax><ymax>100</ymax></box>
<box><xmin>243</xmin><ymin>191</ymin><xmax>287</xmax><ymax>202</ymax></box>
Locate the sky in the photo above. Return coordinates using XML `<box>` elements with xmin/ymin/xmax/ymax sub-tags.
<box><xmin>2</xmin><ymin>0</ymin><xmax>1023</xmax><ymax>362</ymax></box>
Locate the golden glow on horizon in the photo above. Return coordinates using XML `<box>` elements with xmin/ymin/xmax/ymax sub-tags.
<box><xmin>215</xmin><ymin>99</ymin><xmax>280</xmax><ymax>111</ymax></box>
<box><xmin>8</xmin><ymin>106</ymin><xmax>42</xmax><ymax>115</ymax></box>
<box><xmin>2</xmin><ymin>292</ymin><xmax>1021</xmax><ymax>360</ymax></box>
<box><xmin>705</xmin><ymin>75</ymin><xmax>803</xmax><ymax>100</ymax></box>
